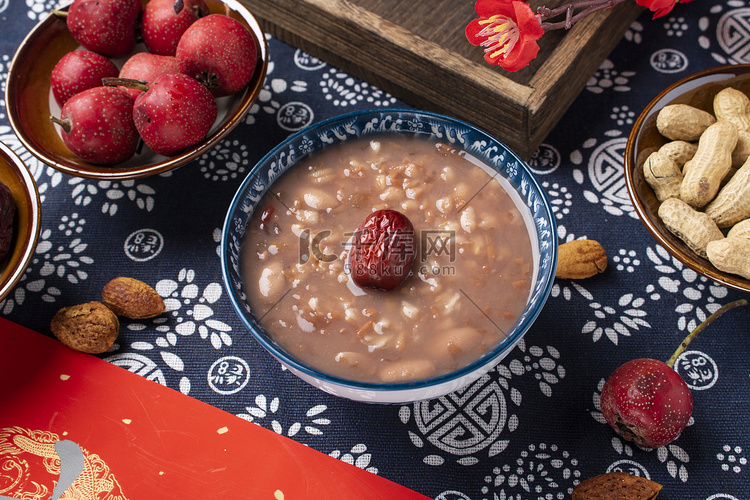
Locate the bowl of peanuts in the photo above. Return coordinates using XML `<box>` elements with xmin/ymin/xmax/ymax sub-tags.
<box><xmin>625</xmin><ymin>64</ymin><xmax>750</xmax><ymax>294</ymax></box>
<box><xmin>222</xmin><ymin>109</ymin><xmax>557</xmax><ymax>403</ymax></box>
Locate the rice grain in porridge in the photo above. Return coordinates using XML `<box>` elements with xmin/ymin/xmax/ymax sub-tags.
<box><xmin>241</xmin><ymin>135</ymin><xmax>533</xmax><ymax>383</ymax></box>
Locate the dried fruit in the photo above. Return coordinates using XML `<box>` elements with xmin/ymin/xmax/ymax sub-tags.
<box><xmin>572</xmin><ymin>471</ymin><xmax>662</xmax><ymax>500</ymax></box>
<box><xmin>555</xmin><ymin>239</ymin><xmax>607</xmax><ymax>279</ymax></box>
<box><xmin>102</xmin><ymin>277</ymin><xmax>165</xmax><ymax>319</ymax></box>
<box><xmin>600</xmin><ymin>299</ymin><xmax>746</xmax><ymax>448</ymax></box>
<box><xmin>348</xmin><ymin>209</ymin><xmax>416</xmax><ymax>291</ymax></box>
<box><xmin>0</xmin><ymin>181</ymin><xmax>16</xmax><ymax>263</ymax></box>
<box><xmin>50</xmin><ymin>301</ymin><xmax>120</xmax><ymax>354</ymax></box>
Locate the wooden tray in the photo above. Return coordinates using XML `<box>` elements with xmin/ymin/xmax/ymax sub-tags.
<box><xmin>237</xmin><ymin>0</ymin><xmax>644</xmax><ymax>160</ymax></box>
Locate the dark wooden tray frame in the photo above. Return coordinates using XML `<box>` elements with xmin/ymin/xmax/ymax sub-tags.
<box><xmin>238</xmin><ymin>0</ymin><xmax>644</xmax><ymax>160</ymax></box>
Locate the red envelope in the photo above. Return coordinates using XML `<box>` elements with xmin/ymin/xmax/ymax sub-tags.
<box><xmin>0</xmin><ymin>318</ymin><xmax>430</xmax><ymax>499</ymax></box>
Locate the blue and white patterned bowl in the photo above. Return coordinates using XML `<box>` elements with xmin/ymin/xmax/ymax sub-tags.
<box><xmin>221</xmin><ymin>109</ymin><xmax>557</xmax><ymax>403</ymax></box>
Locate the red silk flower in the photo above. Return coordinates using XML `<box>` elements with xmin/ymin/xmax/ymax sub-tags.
<box><xmin>465</xmin><ymin>0</ymin><xmax>544</xmax><ymax>72</ymax></box>
<box><xmin>636</xmin><ymin>0</ymin><xmax>691</xmax><ymax>18</ymax></box>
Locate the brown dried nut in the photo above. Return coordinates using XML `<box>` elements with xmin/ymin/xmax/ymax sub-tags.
<box><xmin>102</xmin><ymin>277</ymin><xmax>165</xmax><ymax>319</ymax></box>
<box><xmin>642</xmin><ymin>150</ymin><xmax>683</xmax><ymax>202</ymax></box>
<box><xmin>51</xmin><ymin>301</ymin><xmax>119</xmax><ymax>354</ymax></box>
<box><xmin>555</xmin><ymin>239</ymin><xmax>608</xmax><ymax>280</ymax></box>
<box><xmin>572</xmin><ymin>471</ymin><xmax>662</xmax><ymax>500</ymax></box>
<box><xmin>728</xmin><ymin>218</ymin><xmax>750</xmax><ymax>239</ymax></box>
<box><xmin>714</xmin><ymin>87</ymin><xmax>750</xmax><ymax>132</ymax></box>
<box><xmin>704</xmin><ymin>158</ymin><xmax>750</xmax><ymax>228</ymax></box>
<box><xmin>733</xmin><ymin>130</ymin><xmax>750</xmax><ymax>168</ymax></box>
<box><xmin>706</xmin><ymin>237</ymin><xmax>750</xmax><ymax>279</ymax></box>
<box><xmin>658</xmin><ymin>140</ymin><xmax>696</xmax><ymax>170</ymax></box>
<box><xmin>680</xmin><ymin>120</ymin><xmax>738</xmax><ymax>208</ymax></box>
<box><xmin>656</xmin><ymin>103</ymin><xmax>716</xmax><ymax>141</ymax></box>
<box><xmin>658</xmin><ymin>198</ymin><xmax>724</xmax><ymax>259</ymax></box>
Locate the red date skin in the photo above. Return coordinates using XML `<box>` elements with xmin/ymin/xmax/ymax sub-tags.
<box><xmin>348</xmin><ymin>209</ymin><xmax>416</xmax><ymax>291</ymax></box>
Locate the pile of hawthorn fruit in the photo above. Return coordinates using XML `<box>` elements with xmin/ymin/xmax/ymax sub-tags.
<box><xmin>49</xmin><ymin>0</ymin><xmax>258</xmax><ymax>165</ymax></box>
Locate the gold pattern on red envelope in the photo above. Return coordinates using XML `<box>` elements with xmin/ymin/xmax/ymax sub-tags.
<box><xmin>0</xmin><ymin>426</ymin><xmax>127</xmax><ymax>499</ymax></box>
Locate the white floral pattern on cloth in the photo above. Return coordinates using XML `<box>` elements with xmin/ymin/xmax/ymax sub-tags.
<box><xmin>237</xmin><ymin>395</ymin><xmax>330</xmax><ymax>438</ymax></box>
<box><xmin>0</xmin><ymin>213</ymin><xmax>93</xmax><ymax>313</ymax></box>
<box><xmin>69</xmin><ymin>178</ymin><xmax>156</xmax><ymax>216</ymax></box>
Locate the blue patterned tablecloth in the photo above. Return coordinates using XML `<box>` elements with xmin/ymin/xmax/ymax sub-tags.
<box><xmin>2</xmin><ymin>0</ymin><xmax>750</xmax><ymax>498</ymax></box>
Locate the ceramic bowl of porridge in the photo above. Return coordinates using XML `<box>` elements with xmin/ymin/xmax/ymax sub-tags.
<box><xmin>221</xmin><ymin>109</ymin><xmax>557</xmax><ymax>403</ymax></box>
<box><xmin>5</xmin><ymin>0</ymin><xmax>268</xmax><ymax>180</ymax></box>
<box><xmin>624</xmin><ymin>64</ymin><xmax>750</xmax><ymax>294</ymax></box>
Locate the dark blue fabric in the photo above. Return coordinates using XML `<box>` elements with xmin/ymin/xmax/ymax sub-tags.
<box><xmin>2</xmin><ymin>1</ymin><xmax>749</xmax><ymax>499</ymax></box>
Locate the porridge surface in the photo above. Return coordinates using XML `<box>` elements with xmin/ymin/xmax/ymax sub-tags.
<box><xmin>241</xmin><ymin>136</ymin><xmax>534</xmax><ymax>383</ymax></box>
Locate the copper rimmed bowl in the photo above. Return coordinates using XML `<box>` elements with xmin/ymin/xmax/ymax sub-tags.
<box><xmin>624</xmin><ymin>64</ymin><xmax>750</xmax><ymax>294</ymax></box>
<box><xmin>0</xmin><ymin>142</ymin><xmax>42</xmax><ymax>303</ymax></box>
<box><xmin>5</xmin><ymin>0</ymin><xmax>268</xmax><ymax>180</ymax></box>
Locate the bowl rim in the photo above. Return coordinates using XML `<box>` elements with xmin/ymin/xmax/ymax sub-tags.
<box><xmin>221</xmin><ymin>108</ymin><xmax>558</xmax><ymax>394</ymax></box>
<box><xmin>624</xmin><ymin>64</ymin><xmax>750</xmax><ymax>294</ymax></box>
<box><xmin>0</xmin><ymin>142</ymin><xmax>42</xmax><ymax>303</ymax></box>
<box><xmin>5</xmin><ymin>0</ymin><xmax>269</xmax><ymax>181</ymax></box>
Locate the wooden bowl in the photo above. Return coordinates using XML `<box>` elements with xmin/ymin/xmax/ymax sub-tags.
<box><xmin>0</xmin><ymin>142</ymin><xmax>42</xmax><ymax>303</ymax></box>
<box><xmin>624</xmin><ymin>64</ymin><xmax>750</xmax><ymax>294</ymax></box>
<box><xmin>5</xmin><ymin>0</ymin><xmax>268</xmax><ymax>180</ymax></box>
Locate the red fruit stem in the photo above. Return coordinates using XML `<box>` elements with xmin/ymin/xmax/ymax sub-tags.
<box><xmin>49</xmin><ymin>115</ymin><xmax>71</xmax><ymax>134</ymax></box>
<box><xmin>537</xmin><ymin>0</ymin><xmax>627</xmax><ymax>31</ymax></box>
<box><xmin>102</xmin><ymin>77</ymin><xmax>149</xmax><ymax>92</ymax></box>
<box><xmin>666</xmin><ymin>299</ymin><xmax>747</xmax><ymax>368</ymax></box>
<box><xmin>51</xmin><ymin>9</ymin><xmax>68</xmax><ymax>19</ymax></box>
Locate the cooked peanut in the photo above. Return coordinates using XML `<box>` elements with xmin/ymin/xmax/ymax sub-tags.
<box><xmin>428</xmin><ymin>327</ymin><xmax>484</xmax><ymax>359</ymax></box>
<box><xmin>706</xmin><ymin>237</ymin><xmax>750</xmax><ymax>279</ymax></box>
<box><xmin>658</xmin><ymin>197</ymin><xmax>724</xmax><ymax>258</ymax></box>
<box><xmin>680</xmin><ymin>121</ymin><xmax>738</xmax><ymax>207</ymax></box>
<box><xmin>460</xmin><ymin>206</ymin><xmax>477</xmax><ymax>233</ymax></box>
<box><xmin>303</xmin><ymin>189</ymin><xmax>337</xmax><ymax>210</ymax></box>
<box><xmin>714</xmin><ymin>87</ymin><xmax>750</xmax><ymax>132</ymax></box>
<box><xmin>728</xmin><ymin>218</ymin><xmax>750</xmax><ymax>239</ymax></box>
<box><xmin>643</xmin><ymin>150</ymin><xmax>683</xmax><ymax>202</ymax></box>
<box><xmin>704</xmin><ymin>158</ymin><xmax>750</xmax><ymax>227</ymax></box>
<box><xmin>258</xmin><ymin>262</ymin><xmax>287</xmax><ymax>302</ymax></box>
<box><xmin>656</xmin><ymin>104</ymin><xmax>716</xmax><ymax>141</ymax></box>
<box><xmin>658</xmin><ymin>140</ymin><xmax>697</xmax><ymax>170</ymax></box>
<box><xmin>379</xmin><ymin>359</ymin><xmax>436</xmax><ymax>383</ymax></box>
